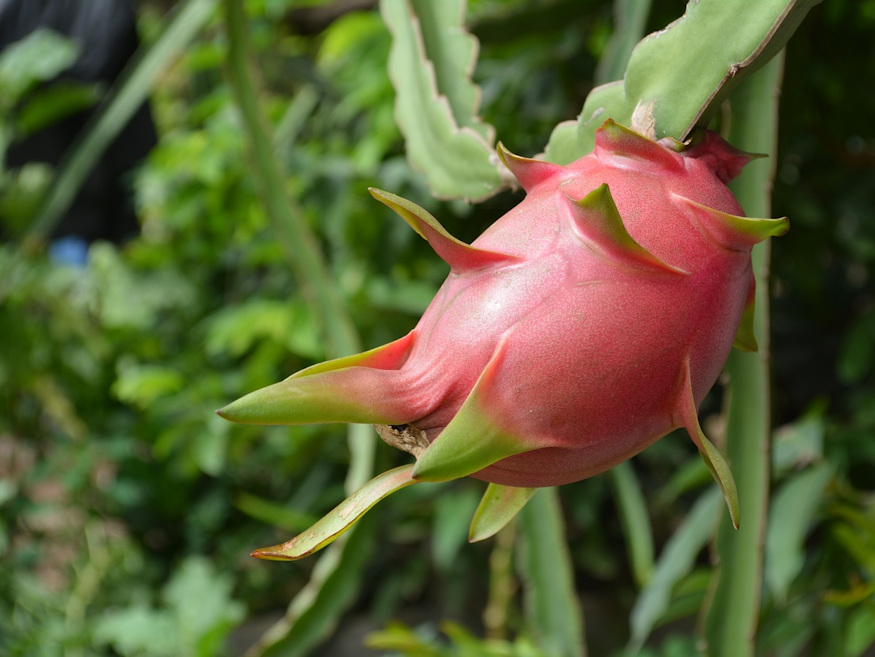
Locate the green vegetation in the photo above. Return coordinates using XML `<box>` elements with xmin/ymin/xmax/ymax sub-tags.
<box><xmin>1</xmin><ymin>1</ymin><xmax>873</xmax><ymax>655</ymax></box>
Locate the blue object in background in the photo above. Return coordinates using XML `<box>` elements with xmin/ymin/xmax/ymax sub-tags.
<box><xmin>48</xmin><ymin>235</ymin><xmax>88</xmax><ymax>267</ymax></box>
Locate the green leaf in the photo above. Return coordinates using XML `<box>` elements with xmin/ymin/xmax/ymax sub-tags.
<box><xmin>0</xmin><ymin>29</ymin><xmax>79</xmax><ymax>105</ymax></box>
<box><xmin>518</xmin><ymin>488</ymin><xmax>586</xmax><ymax>657</ymax></box>
<box><xmin>112</xmin><ymin>364</ymin><xmax>185</xmax><ymax>409</ymax></box>
<box><xmin>191</xmin><ymin>416</ymin><xmax>229</xmax><ymax>477</ymax></box>
<box><xmin>14</xmin><ymin>81</ymin><xmax>100</xmax><ymax>137</ymax></box>
<box><xmin>544</xmin><ymin>0</ymin><xmax>820</xmax><ymax>164</ymax></box>
<box><xmin>765</xmin><ymin>463</ymin><xmax>833</xmax><ymax>604</ymax></box>
<box><xmin>380</xmin><ymin>0</ymin><xmax>504</xmax><ymax>201</ymax></box>
<box><xmin>838</xmin><ymin>314</ymin><xmax>875</xmax><ymax>384</ymax></box>
<box><xmin>628</xmin><ymin>488</ymin><xmax>723</xmax><ymax>653</ymax></box>
<box><xmin>609</xmin><ymin>462</ymin><xmax>655</xmax><ymax>588</ymax></box>
<box><xmin>162</xmin><ymin>556</ymin><xmax>246</xmax><ymax>657</ymax></box>
<box><xmin>93</xmin><ymin>604</ymin><xmax>178</xmax><ymax>656</ymax></box>
<box><xmin>204</xmin><ymin>298</ymin><xmax>322</xmax><ymax>360</ymax></box>
<box><xmin>829</xmin><ymin>508</ymin><xmax>875</xmax><ymax>580</ymax></box>
<box><xmin>846</xmin><ymin>605</ymin><xmax>875</xmax><ymax>657</ymax></box>
<box><xmin>235</xmin><ymin>492</ymin><xmax>321</xmax><ymax>533</ymax></box>
<box><xmin>365</xmin><ymin>621</ymin><xmax>445</xmax><ymax>656</ymax></box>
<box><xmin>93</xmin><ymin>556</ymin><xmax>245</xmax><ymax>657</ymax></box>
<box><xmin>432</xmin><ymin>485</ymin><xmax>481</xmax><ymax>570</ymax></box>
<box><xmin>0</xmin><ymin>479</ymin><xmax>16</xmax><ymax>507</ymax></box>
<box><xmin>772</xmin><ymin>413</ymin><xmax>825</xmax><ymax>475</ymax></box>
<box><xmin>89</xmin><ymin>243</ymin><xmax>197</xmax><ymax>330</ymax></box>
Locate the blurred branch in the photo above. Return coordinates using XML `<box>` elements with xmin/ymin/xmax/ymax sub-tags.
<box><xmin>469</xmin><ymin>0</ymin><xmax>603</xmax><ymax>46</ymax></box>
<box><xmin>223</xmin><ymin>0</ymin><xmax>374</xmax><ymax>490</ymax></box>
<box><xmin>518</xmin><ymin>488</ymin><xmax>587</xmax><ymax>657</ymax></box>
<box><xmin>225</xmin><ymin>3</ymin><xmax>376</xmax><ymax>655</ymax></box>
<box><xmin>484</xmin><ymin>521</ymin><xmax>518</xmax><ymax>640</ymax></box>
<box><xmin>224</xmin><ymin>0</ymin><xmax>359</xmax><ymax>361</ymax></box>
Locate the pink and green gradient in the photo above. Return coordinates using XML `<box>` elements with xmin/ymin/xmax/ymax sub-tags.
<box><xmin>219</xmin><ymin>121</ymin><xmax>788</xmax><ymax>556</ymax></box>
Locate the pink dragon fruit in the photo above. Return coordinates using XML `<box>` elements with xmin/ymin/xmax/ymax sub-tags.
<box><xmin>218</xmin><ymin>120</ymin><xmax>787</xmax><ymax>559</ymax></box>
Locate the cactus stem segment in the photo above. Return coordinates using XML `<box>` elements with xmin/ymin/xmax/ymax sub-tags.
<box><xmin>733</xmin><ymin>278</ymin><xmax>758</xmax><ymax>353</ymax></box>
<box><xmin>369</xmin><ymin>188</ymin><xmax>517</xmax><ymax>272</ymax></box>
<box><xmin>468</xmin><ymin>483</ymin><xmax>536</xmax><ymax>542</ymax></box>
<box><xmin>675</xmin><ymin>358</ymin><xmax>740</xmax><ymax>529</ymax></box>
<box><xmin>250</xmin><ymin>464</ymin><xmax>419</xmax><ymax>561</ymax></box>
<box><xmin>496</xmin><ymin>143</ymin><xmax>566</xmax><ymax>193</ymax></box>
<box><xmin>566</xmin><ymin>185</ymin><xmax>687</xmax><ymax>275</ymax></box>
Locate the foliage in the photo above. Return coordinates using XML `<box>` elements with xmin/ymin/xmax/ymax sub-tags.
<box><xmin>0</xmin><ymin>0</ymin><xmax>872</xmax><ymax>656</ymax></box>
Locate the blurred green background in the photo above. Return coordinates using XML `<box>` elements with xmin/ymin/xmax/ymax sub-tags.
<box><xmin>1</xmin><ymin>1</ymin><xmax>873</xmax><ymax>655</ymax></box>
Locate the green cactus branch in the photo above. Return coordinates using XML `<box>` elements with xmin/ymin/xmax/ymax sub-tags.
<box><xmin>382</xmin><ymin>0</ymin><xmax>818</xmax><ymax>199</ymax></box>
<box><xmin>544</xmin><ymin>0</ymin><xmax>820</xmax><ymax>164</ymax></box>
<box><xmin>702</xmin><ymin>52</ymin><xmax>785</xmax><ymax>657</ymax></box>
<box><xmin>380</xmin><ymin>0</ymin><xmax>507</xmax><ymax>201</ymax></box>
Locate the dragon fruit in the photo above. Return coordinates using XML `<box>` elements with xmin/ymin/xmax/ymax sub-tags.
<box><xmin>218</xmin><ymin>120</ymin><xmax>787</xmax><ymax>559</ymax></box>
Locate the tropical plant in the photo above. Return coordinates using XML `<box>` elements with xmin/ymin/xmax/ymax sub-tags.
<box><xmin>1</xmin><ymin>1</ymin><xmax>873</xmax><ymax>656</ymax></box>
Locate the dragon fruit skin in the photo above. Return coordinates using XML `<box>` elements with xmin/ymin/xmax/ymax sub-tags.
<box><xmin>218</xmin><ymin>121</ymin><xmax>787</xmax><ymax>515</ymax></box>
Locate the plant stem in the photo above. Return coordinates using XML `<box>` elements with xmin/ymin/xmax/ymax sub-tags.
<box><xmin>703</xmin><ymin>51</ymin><xmax>785</xmax><ymax>657</ymax></box>
<box><xmin>225</xmin><ymin>3</ymin><xmax>376</xmax><ymax>655</ymax></box>
<box><xmin>484</xmin><ymin>520</ymin><xmax>518</xmax><ymax>641</ymax></box>
<box><xmin>223</xmin><ymin>0</ymin><xmax>374</xmax><ymax>494</ymax></box>
<box><xmin>224</xmin><ymin>0</ymin><xmax>359</xmax><ymax>362</ymax></box>
<box><xmin>518</xmin><ymin>488</ymin><xmax>587</xmax><ymax>657</ymax></box>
